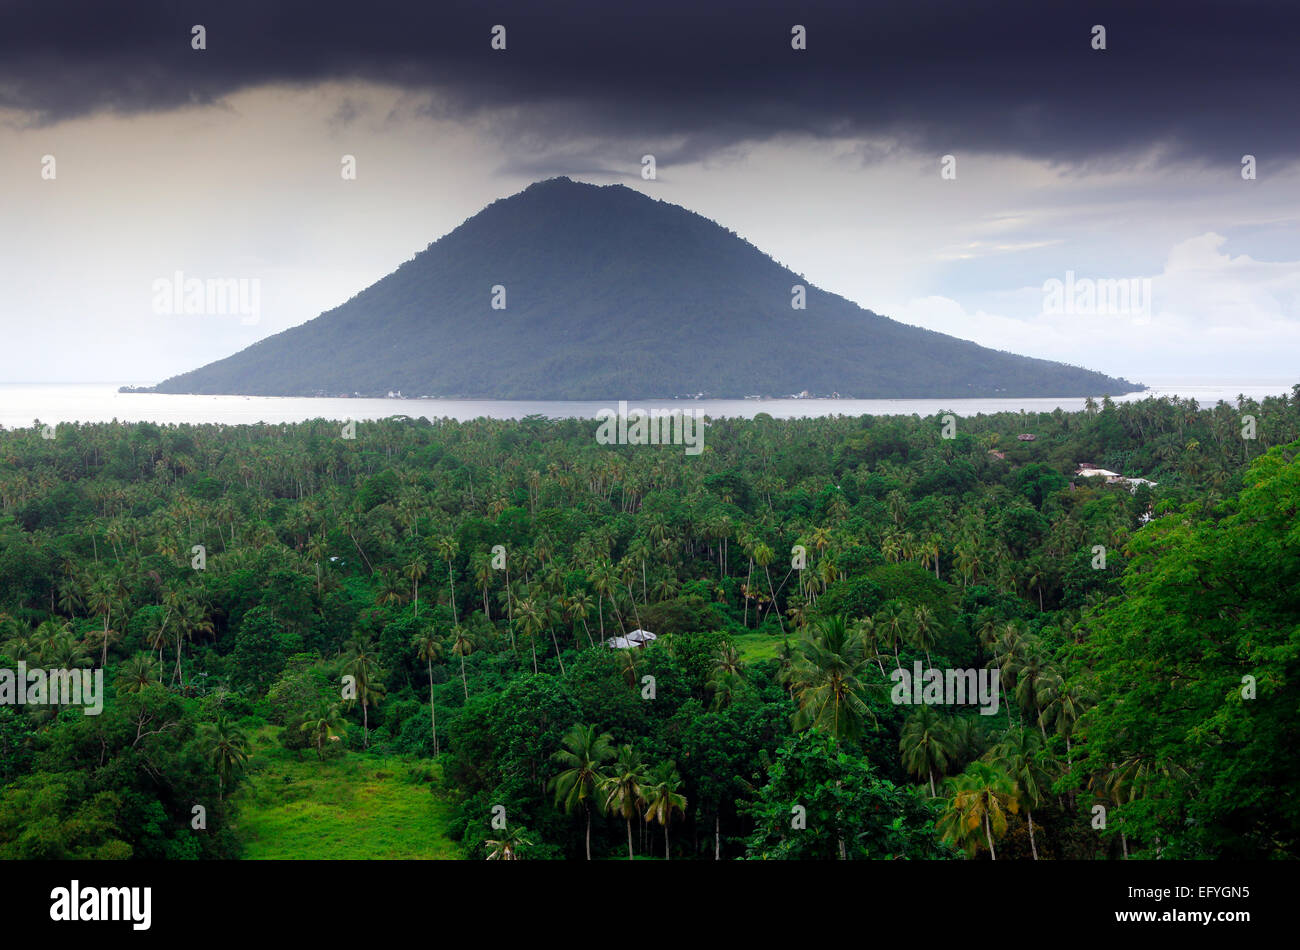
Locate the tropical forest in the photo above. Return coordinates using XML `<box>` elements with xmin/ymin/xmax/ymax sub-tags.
<box><xmin>1</xmin><ymin>390</ymin><xmax>1297</xmax><ymax>861</ymax></box>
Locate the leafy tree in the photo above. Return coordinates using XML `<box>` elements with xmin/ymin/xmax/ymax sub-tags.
<box><xmin>745</xmin><ymin>732</ymin><xmax>950</xmax><ymax>860</ymax></box>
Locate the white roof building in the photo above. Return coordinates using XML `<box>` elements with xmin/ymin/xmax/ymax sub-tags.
<box><xmin>605</xmin><ymin>629</ymin><xmax>657</xmax><ymax>649</ymax></box>
<box><xmin>1075</xmin><ymin>465</ymin><xmax>1157</xmax><ymax>493</ymax></box>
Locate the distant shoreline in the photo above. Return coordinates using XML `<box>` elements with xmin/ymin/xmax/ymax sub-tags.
<box><xmin>118</xmin><ymin>385</ymin><xmax>1150</xmax><ymax>401</ymax></box>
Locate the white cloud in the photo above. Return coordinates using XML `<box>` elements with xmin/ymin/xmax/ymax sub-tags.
<box><xmin>894</xmin><ymin>233</ymin><xmax>1300</xmax><ymax>378</ymax></box>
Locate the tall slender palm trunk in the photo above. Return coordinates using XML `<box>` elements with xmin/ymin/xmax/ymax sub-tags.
<box><xmin>427</xmin><ymin>660</ymin><xmax>439</xmax><ymax>755</ymax></box>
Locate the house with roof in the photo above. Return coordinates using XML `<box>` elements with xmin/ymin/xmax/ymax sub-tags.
<box><xmin>605</xmin><ymin>629</ymin><xmax>658</xmax><ymax>649</ymax></box>
<box><xmin>1074</xmin><ymin>464</ymin><xmax>1157</xmax><ymax>493</ymax></box>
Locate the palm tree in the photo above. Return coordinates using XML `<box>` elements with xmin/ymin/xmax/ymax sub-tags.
<box><xmin>853</xmin><ymin>617</ymin><xmax>887</xmax><ymax>677</ymax></box>
<box><xmin>343</xmin><ymin>639</ymin><xmax>385</xmax><ymax>748</ymax></box>
<box><xmin>994</xmin><ymin>727</ymin><xmax>1051</xmax><ymax>860</ymax></box>
<box><xmin>1036</xmin><ymin>673</ymin><xmax>1088</xmax><ymax>765</ymax></box>
<box><xmin>306</xmin><ymin>534</ymin><xmax>329</xmax><ymax>594</ymax></box>
<box><xmin>1012</xmin><ymin>652</ymin><xmax>1055</xmax><ymax>734</ymax></box>
<box><xmin>790</xmin><ymin>615</ymin><xmax>875</xmax><ymax>742</ymax></box>
<box><xmin>116</xmin><ymin>653</ymin><xmax>160</xmax><ymax>694</ymax></box>
<box><xmin>566</xmin><ymin>591</ymin><xmax>596</xmax><ymax>648</ymax></box>
<box><xmin>412</xmin><ymin>628</ymin><xmax>445</xmax><ymax>754</ymax></box>
<box><xmin>514</xmin><ymin>597</ymin><xmax>543</xmax><ymax>675</ymax></box>
<box><xmin>485</xmin><ymin>825</ymin><xmax>533</xmax><ymax>860</ymax></box>
<box><xmin>752</xmin><ymin>542</ymin><xmax>783</xmax><ymax>630</ymax></box>
<box><xmin>449</xmin><ymin>625</ymin><xmax>476</xmax><ymax>699</ymax></box>
<box><xmin>588</xmin><ymin>561</ymin><xmax>620</xmax><ymax>637</ymax></box>
<box><xmin>909</xmin><ymin>604</ymin><xmax>937</xmax><ymax>667</ymax></box>
<box><xmin>601</xmin><ymin>744</ymin><xmax>648</xmax><ymax>859</ymax></box>
<box><xmin>642</xmin><ymin>759</ymin><xmax>688</xmax><ymax>859</ymax></box>
<box><xmin>202</xmin><ymin>714</ymin><xmax>249</xmax><ymax>800</ymax></box>
<box><xmin>650</xmin><ymin>573</ymin><xmax>677</xmax><ymax>603</ymax></box>
<box><xmin>548</xmin><ymin>724</ymin><xmax>616</xmax><ymax>860</ymax></box>
<box><xmin>437</xmin><ymin>536</ymin><xmax>459</xmax><ymax>624</ymax></box>
<box><xmin>875</xmin><ymin>604</ymin><xmax>907</xmax><ymax>670</ymax></box>
<box><xmin>939</xmin><ymin>761</ymin><xmax>1020</xmax><ymax>860</ymax></box>
<box><xmin>900</xmin><ymin>705</ymin><xmax>957</xmax><ymax>797</ymax></box>
<box><xmin>708</xmin><ymin>642</ymin><xmax>746</xmax><ymax>709</ymax></box>
<box><xmin>627</xmin><ymin>537</ymin><xmax>652</xmax><ymax>602</ymax></box>
<box><xmin>376</xmin><ymin>568</ymin><xmax>407</xmax><ymax>608</ymax></box>
<box><xmin>86</xmin><ymin>573</ymin><xmax>123</xmax><ymax>667</ymax></box>
<box><xmin>404</xmin><ymin>555</ymin><xmax>428</xmax><ymax>617</ymax></box>
<box><xmin>301</xmin><ymin>705</ymin><xmax>348</xmax><ymax>760</ymax></box>
<box><xmin>473</xmin><ymin>553</ymin><xmax>494</xmax><ymax>619</ymax></box>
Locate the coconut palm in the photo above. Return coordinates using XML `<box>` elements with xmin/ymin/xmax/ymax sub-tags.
<box><xmin>790</xmin><ymin>615</ymin><xmax>875</xmax><ymax>742</ymax></box>
<box><xmin>412</xmin><ymin>628</ymin><xmax>445</xmax><ymax>754</ymax></box>
<box><xmin>993</xmin><ymin>726</ymin><xmax>1052</xmax><ymax>860</ymax></box>
<box><xmin>485</xmin><ymin>825</ymin><xmax>533</xmax><ymax>861</ymax></box>
<box><xmin>437</xmin><ymin>536</ymin><xmax>459</xmax><ymax>624</ymax></box>
<box><xmin>473</xmin><ymin>553</ymin><xmax>494</xmax><ymax>619</ymax></box>
<box><xmin>449</xmin><ymin>625</ymin><xmax>476</xmax><ymax>699</ymax></box>
<box><xmin>601</xmin><ymin>744</ymin><xmax>648</xmax><ymax>859</ymax></box>
<box><xmin>548</xmin><ymin>724</ymin><xmax>615</xmax><ymax>860</ymax></box>
<box><xmin>642</xmin><ymin>759</ymin><xmax>688</xmax><ymax>860</ymax></box>
<box><xmin>116</xmin><ymin>653</ymin><xmax>161</xmax><ymax>694</ymax></box>
<box><xmin>909</xmin><ymin>603</ymin><xmax>938</xmax><ymax>667</ymax></box>
<box><xmin>900</xmin><ymin>705</ymin><xmax>957</xmax><ymax>797</ymax></box>
<box><xmin>301</xmin><ymin>705</ymin><xmax>348</xmax><ymax>760</ymax></box>
<box><xmin>343</xmin><ymin>639</ymin><xmax>385</xmax><ymax>748</ymax></box>
<box><xmin>939</xmin><ymin>760</ymin><xmax>1020</xmax><ymax>860</ymax></box>
<box><xmin>514</xmin><ymin>597</ymin><xmax>543</xmax><ymax>675</ymax></box>
<box><xmin>752</xmin><ymin>542</ymin><xmax>782</xmax><ymax>629</ymax></box>
<box><xmin>404</xmin><ymin>554</ymin><xmax>428</xmax><ymax>617</ymax></box>
<box><xmin>201</xmin><ymin>713</ymin><xmax>249</xmax><ymax>800</ymax></box>
<box><xmin>566</xmin><ymin>591</ymin><xmax>596</xmax><ymax>648</ymax></box>
<box><xmin>1036</xmin><ymin>672</ymin><xmax>1089</xmax><ymax>764</ymax></box>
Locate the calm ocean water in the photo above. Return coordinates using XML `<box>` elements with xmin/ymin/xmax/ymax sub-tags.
<box><xmin>0</xmin><ymin>379</ymin><xmax>1294</xmax><ymax>428</ymax></box>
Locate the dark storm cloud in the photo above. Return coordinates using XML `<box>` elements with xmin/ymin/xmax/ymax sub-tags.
<box><xmin>3</xmin><ymin>0</ymin><xmax>1298</xmax><ymax>165</ymax></box>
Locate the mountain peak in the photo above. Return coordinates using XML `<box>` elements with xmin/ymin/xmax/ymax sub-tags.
<box><xmin>150</xmin><ymin>183</ymin><xmax>1140</xmax><ymax>400</ymax></box>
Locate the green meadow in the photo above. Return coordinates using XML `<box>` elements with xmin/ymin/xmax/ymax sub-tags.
<box><xmin>233</xmin><ymin>728</ymin><xmax>457</xmax><ymax>859</ymax></box>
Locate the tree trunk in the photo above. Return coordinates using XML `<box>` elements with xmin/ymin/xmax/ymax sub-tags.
<box><xmin>627</xmin><ymin>817</ymin><xmax>634</xmax><ymax>860</ymax></box>
<box><xmin>743</xmin><ymin>561</ymin><xmax>753</xmax><ymax>627</ymax></box>
<box><xmin>427</xmin><ymin>660</ymin><xmax>439</xmax><ymax>755</ymax></box>
<box><xmin>1028</xmin><ymin>809</ymin><xmax>1038</xmax><ymax>860</ymax></box>
<box><xmin>664</xmin><ymin>824</ymin><xmax>670</xmax><ymax>860</ymax></box>
<box><xmin>585</xmin><ymin>803</ymin><xmax>592</xmax><ymax>860</ymax></box>
<box><xmin>985</xmin><ymin>813</ymin><xmax>997</xmax><ymax>860</ymax></box>
<box><xmin>715</xmin><ymin>814</ymin><xmax>721</xmax><ymax>860</ymax></box>
<box><xmin>549</xmin><ymin>628</ymin><xmax>566</xmax><ymax>673</ymax></box>
<box><xmin>447</xmin><ymin>564</ymin><xmax>458</xmax><ymax>624</ymax></box>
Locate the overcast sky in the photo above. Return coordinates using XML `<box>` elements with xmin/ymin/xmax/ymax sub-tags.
<box><xmin>2</xmin><ymin>0</ymin><xmax>1298</xmax><ymax>385</ymax></box>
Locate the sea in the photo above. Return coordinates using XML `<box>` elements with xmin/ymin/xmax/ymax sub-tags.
<box><xmin>0</xmin><ymin>378</ymin><xmax>1294</xmax><ymax>429</ymax></box>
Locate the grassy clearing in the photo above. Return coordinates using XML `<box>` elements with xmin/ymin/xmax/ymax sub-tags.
<box><xmin>232</xmin><ymin>727</ymin><xmax>458</xmax><ymax>859</ymax></box>
<box><xmin>732</xmin><ymin>630</ymin><xmax>788</xmax><ymax>664</ymax></box>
